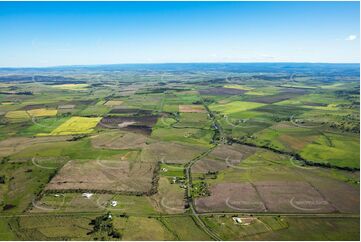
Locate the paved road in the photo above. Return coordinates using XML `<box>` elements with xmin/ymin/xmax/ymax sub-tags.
<box><xmin>0</xmin><ymin>210</ymin><xmax>358</xmax><ymax>219</ymax></box>
<box><xmin>184</xmin><ymin>147</ymin><xmax>221</xmax><ymax>240</ymax></box>
<box><xmin>181</xmin><ymin>94</ymin><xmax>224</xmax><ymax>240</ymax></box>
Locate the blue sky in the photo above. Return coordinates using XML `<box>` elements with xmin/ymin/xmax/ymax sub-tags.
<box><xmin>0</xmin><ymin>1</ymin><xmax>359</xmax><ymax>67</ymax></box>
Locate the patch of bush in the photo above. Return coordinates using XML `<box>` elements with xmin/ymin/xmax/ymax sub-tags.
<box><xmin>3</xmin><ymin>204</ymin><xmax>16</xmax><ymax>211</ymax></box>
<box><xmin>88</xmin><ymin>213</ymin><xmax>122</xmax><ymax>240</ymax></box>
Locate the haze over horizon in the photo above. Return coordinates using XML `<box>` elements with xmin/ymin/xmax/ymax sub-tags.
<box><xmin>0</xmin><ymin>1</ymin><xmax>359</xmax><ymax>67</ymax></box>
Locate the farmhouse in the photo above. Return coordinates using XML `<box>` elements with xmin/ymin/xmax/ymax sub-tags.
<box><xmin>82</xmin><ymin>192</ymin><xmax>93</xmax><ymax>199</ymax></box>
<box><xmin>232</xmin><ymin>217</ymin><xmax>254</xmax><ymax>225</ymax></box>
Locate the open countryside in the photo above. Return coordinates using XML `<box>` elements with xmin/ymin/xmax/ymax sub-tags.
<box><xmin>0</xmin><ymin>1</ymin><xmax>359</xmax><ymax>241</ymax></box>
<box><xmin>0</xmin><ymin>63</ymin><xmax>359</xmax><ymax>240</ymax></box>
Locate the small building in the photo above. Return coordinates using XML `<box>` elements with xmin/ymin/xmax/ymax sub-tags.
<box><xmin>161</xmin><ymin>168</ymin><xmax>168</xmax><ymax>172</ymax></box>
<box><xmin>232</xmin><ymin>217</ymin><xmax>254</xmax><ymax>225</ymax></box>
<box><xmin>110</xmin><ymin>200</ymin><xmax>118</xmax><ymax>207</ymax></box>
<box><xmin>82</xmin><ymin>192</ymin><xmax>93</xmax><ymax>199</ymax></box>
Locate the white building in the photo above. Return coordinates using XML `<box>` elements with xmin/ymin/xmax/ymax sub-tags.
<box><xmin>232</xmin><ymin>217</ymin><xmax>253</xmax><ymax>225</ymax></box>
<box><xmin>82</xmin><ymin>192</ymin><xmax>93</xmax><ymax>199</ymax></box>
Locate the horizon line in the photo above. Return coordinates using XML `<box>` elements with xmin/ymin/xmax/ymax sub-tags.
<box><xmin>0</xmin><ymin>61</ymin><xmax>360</xmax><ymax>69</ymax></box>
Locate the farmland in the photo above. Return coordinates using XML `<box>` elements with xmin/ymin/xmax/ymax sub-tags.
<box><xmin>0</xmin><ymin>63</ymin><xmax>359</xmax><ymax>240</ymax></box>
<box><xmin>48</xmin><ymin>116</ymin><xmax>101</xmax><ymax>136</ymax></box>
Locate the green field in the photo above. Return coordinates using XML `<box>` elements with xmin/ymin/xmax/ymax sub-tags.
<box><xmin>300</xmin><ymin>132</ymin><xmax>360</xmax><ymax>168</ymax></box>
<box><xmin>209</xmin><ymin>101</ymin><xmax>266</xmax><ymax>114</ymax></box>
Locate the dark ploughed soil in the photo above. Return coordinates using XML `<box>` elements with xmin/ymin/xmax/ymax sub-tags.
<box><xmin>110</xmin><ymin>108</ymin><xmax>153</xmax><ymax>115</ymax></box>
<box><xmin>99</xmin><ymin>115</ymin><xmax>158</xmax><ymax>135</ymax></box>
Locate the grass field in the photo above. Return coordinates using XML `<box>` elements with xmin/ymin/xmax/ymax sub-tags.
<box><xmin>300</xmin><ymin>132</ymin><xmax>360</xmax><ymax>168</ymax></box>
<box><xmin>201</xmin><ymin>215</ymin><xmax>286</xmax><ymax>240</ymax></box>
<box><xmin>13</xmin><ymin>216</ymin><xmax>94</xmax><ymax>240</ymax></box>
<box><xmin>0</xmin><ymin>158</ymin><xmax>66</xmax><ymax>214</ymax></box>
<box><xmin>31</xmin><ymin>193</ymin><xmax>157</xmax><ymax>214</ymax></box>
<box><xmin>0</xmin><ymin>219</ymin><xmax>17</xmax><ymax>240</ymax></box>
<box><xmin>159</xmin><ymin>216</ymin><xmax>212</xmax><ymax>240</ymax></box>
<box><xmin>20</xmin><ymin>117</ymin><xmax>70</xmax><ymax>136</ymax></box>
<box><xmin>151</xmin><ymin>126</ymin><xmax>214</xmax><ymax>147</ymax></box>
<box><xmin>173</xmin><ymin>112</ymin><xmax>212</xmax><ymax>129</ymax></box>
<box><xmin>201</xmin><ymin>215</ymin><xmax>359</xmax><ymax>241</ymax></box>
<box><xmin>210</xmin><ymin>101</ymin><xmax>266</xmax><ymax>114</ymax></box>
<box><xmin>245</xmin><ymin>217</ymin><xmax>360</xmax><ymax>240</ymax></box>
<box><xmin>113</xmin><ymin>217</ymin><xmax>175</xmax><ymax>240</ymax></box>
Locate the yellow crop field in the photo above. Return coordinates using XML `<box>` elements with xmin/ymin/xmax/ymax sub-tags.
<box><xmin>104</xmin><ymin>100</ymin><xmax>124</xmax><ymax>106</ymax></box>
<box><xmin>1</xmin><ymin>102</ymin><xmax>14</xmax><ymax>105</ymax></box>
<box><xmin>49</xmin><ymin>116</ymin><xmax>101</xmax><ymax>135</ymax></box>
<box><xmin>27</xmin><ymin>108</ymin><xmax>58</xmax><ymax>117</ymax></box>
<box><xmin>224</xmin><ymin>84</ymin><xmax>253</xmax><ymax>90</ymax></box>
<box><xmin>209</xmin><ymin>101</ymin><xmax>266</xmax><ymax>114</ymax></box>
<box><xmin>52</xmin><ymin>83</ymin><xmax>89</xmax><ymax>90</ymax></box>
<box><xmin>5</xmin><ymin>110</ymin><xmax>30</xmax><ymax>120</ymax></box>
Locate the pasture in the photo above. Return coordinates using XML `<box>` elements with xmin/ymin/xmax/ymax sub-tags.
<box><xmin>159</xmin><ymin>216</ymin><xmax>212</xmax><ymax>240</ymax></box>
<box><xmin>210</xmin><ymin>101</ymin><xmax>266</xmax><ymax>114</ymax></box>
<box><xmin>244</xmin><ymin>217</ymin><xmax>360</xmax><ymax>240</ymax></box>
<box><xmin>113</xmin><ymin>216</ymin><xmax>174</xmax><ymax>240</ymax></box>
<box><xmin>12</xmin><ymin>216</ymin><xmax>94</xmax><ymax>240</ymax></box>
